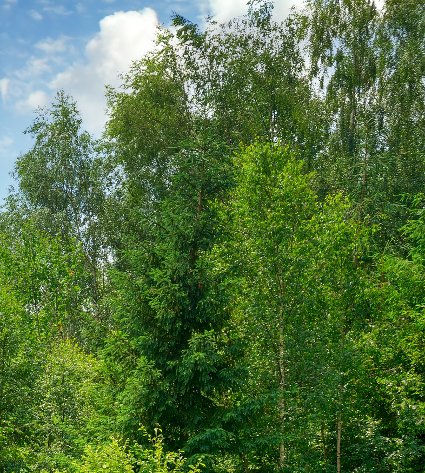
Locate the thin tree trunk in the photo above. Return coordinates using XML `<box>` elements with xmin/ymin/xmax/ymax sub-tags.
<box><xmin>337</xmin><ymin>412</ymin><xmax>342</xmax><ymax>473</ymax></box>
<box><xmin>242</xmin><ymin>451</ymin><xmax>248</xmax><ymax>473</ymax></box>
<box><xmin>279</xmin><ymin>325</ymin><xmax>285</xmax><ymax>469</ymax></box>
<box><xmin>360</xmin><ymin>123</ymin><xmax>369</xmax><ymax>206</ymax></box>
<box><xmin>337</xmin><ymin>263</ymin><xmax>344</xmax><ymax>473</ymax></box>
<box><xmin>321</xmin><ymin>422</ymin><xmax>327</xmax><ymax>464</ymax></box>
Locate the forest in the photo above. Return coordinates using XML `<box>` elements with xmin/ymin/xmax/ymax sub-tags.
<box><xmin>1</xmin><ymin>0</ymin><xmax>425</xmax><ymax>471</ymax></box>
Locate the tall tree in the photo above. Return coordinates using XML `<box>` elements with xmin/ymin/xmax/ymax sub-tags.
<box><xmin>104</xmin><ymin>22</ymin><xmax>238</xmax><ymax>456</ymax></box>
<box><xmin>214</xmin><ymin>142</ymin><xmax>371</xmax><ymax>471</ymax></box>
<box><xmin>304</xmin><ymin>0</ymin><xmax>425</xmax><ymax>246</ymax></box>
<box><xmin>7</xmin><ymin>91</ymin><xmax>111</xmax><ymax>336</ymax></box>
<box><xmin>102</xmin><ymin>2</ymin><xmax>319</xmax><ymax>459</ymax></box>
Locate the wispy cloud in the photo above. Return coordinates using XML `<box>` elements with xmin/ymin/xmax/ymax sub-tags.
<box><xmin>28</xmin><ymin>9</ymin><xmax>43</xmax><ymax>20</ymax></box>
<box><xmin>0</xmin><ymin>135</ymin><xmax>15</xmax><ymax>166</ymax></box>
<box><xmin>1</xmin><ymin>34</ymin><xmax>73</xmax><ymax>113</ymax></box>
<box><xmin>0</xmin><ymin>78</ymin><xmax>10</xmax><ymax>102</ymax></box>
<box><xmin>36</xmin><ymin>36</ymin><xmax>69</xmax><ymax>54</ymax></box>
<box><xmin>41</xmin><ymin>2</ymin><xmax>73</xmax><ymax>16</ymax></box>
<box><xmin>3</xmin><ymin>0</ymin><xmax>17</xmax><ymax>11</ymax></box>
<box><xmin>0</xmin><ymin>135</ymin><xmax>14</xmax><ymax>149</ymax></box>
<box><xmin>75</xmin><ymin>3</ymin><xmax>85</xmax><ymax>14</ymax></box>
<box><xmin>14</xmin><ymin>57</ymin><xmax>51</xmax><ymax>80</ymax></box>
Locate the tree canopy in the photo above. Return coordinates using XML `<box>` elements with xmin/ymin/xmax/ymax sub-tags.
<box><xmin>1</xmin><ymin>1</ymin><xmax>425</xmax><ymax>471</ymax></box>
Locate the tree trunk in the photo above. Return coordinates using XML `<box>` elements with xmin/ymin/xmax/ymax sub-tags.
<box><xmin>279</xmin><ymin>325</ymin><xmax>285</xmax><ymax>469</ymax></box>
<box><xmin>337</xmin><ymin>413</ymin><xmax>342</xmax><ymax>473</ymax></box>
<box><xmin>321</xmin><ymin>422</ymin><xmax>327</xmax><ymax>464</ymax></box>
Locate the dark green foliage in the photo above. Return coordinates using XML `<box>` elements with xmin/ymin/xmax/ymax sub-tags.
<box><xmin>104</xmin><ymin>39</ymin><xmax>240</xmax><ymax>451</ymax></box>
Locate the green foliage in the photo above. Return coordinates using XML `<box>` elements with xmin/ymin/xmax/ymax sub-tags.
<box><xmin>136</xmin><ymin>428</ymin><xmax>204</xmax><ymax>473</ymax></box>
<box><xmin>74</xmin><ymin>439</ymin><xmax>134</xmax><ymax>473</ymax></box>
<box><xmin>0</xmin><ymin>224</ymin><xmax>106</xmax><ymax>470</ymax></box>
<box><xmin>31</xmin><ymin>342</ymin><xmax>101</xmax><ymax>464</ymax></box>
<box><xmin>73</xmin><ymin>430</ymin><xmax>204</xmax><ymax>473</ymax></box>
<box><xmin>213</xmin><ymin>141</ymin><xmax>373</xmax><ymax>470</ymax></box>
<box><xmin>12</xmin><ymin>91</ymin><xmax>108</xmax><ymax>251</ymax></box>
<box><xmin>0</xmin><ymin>284</ymin><xmax>37</xmax><ymax>471</ymax></box>
<box><xmin>2</xmin><ymin>1</ymin><xmax>425</xmax><ymax>471</ymax></box>
<box><xmin>304</xmin><ymin>0</ymin><xmax>425</xmax><ymax>248</ymax></box>
<box><xmin>5</xmin><ymin>91</ymin><xmax>113</xmax><ymax>349</ymax></box>
<box><xmin>0</xmin><ymin>222</ymin><xmax>87</xmax><ymax>343</ymax></box>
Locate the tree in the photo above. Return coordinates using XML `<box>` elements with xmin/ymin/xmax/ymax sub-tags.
<box><xmin>304</xmin><ymin>0</ymin><xmax>425</xmax><ymax>247</ymax></box>
<box><xmin>28</xmin><ymin>341</ymin><xmax>102</xmax><ymax>472</ymax></box>
<box><xmin>0</xmin><ymin>225</ymin><xmax>104</xmax><ymax>471</ymax></box>
<box><xmin>101</xmin><ymin>3</ymin><xmax>316</xmax><ymax>458</ymax></box>
<box><xmin>0</xmin><ymin>283</ymin><xmax>39</xmax><ymax>471</ymax></box>
<box><xmin>0</xmin><ymin>222</ymin><xmax>87</xmax><ymax>343</ymax></box>
<box><xmin>104</xmin><ymin>30</ymin><xmax>239</xmax><ymax>452</ymax></box>
<box><xmin>7</xmin><ymin>91</ymin><xmax>112</xmax><ymax>341</ymax></box>
<box><xmin>75</xmin><ymin>439</ymin><xmax>134</xmax><ymax>473</ymax></box>
<box><xmin>214</xmin><ymin>142</ymin><xmax>372</xmax><ymax>471</ymax></box>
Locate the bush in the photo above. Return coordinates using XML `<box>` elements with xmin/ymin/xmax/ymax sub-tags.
<box><xmin>73</xmin><ymin>430</ymin><xmax>203</xmax><ymax>473</ymax></box>
<box><xmin>74</xmin><ymin>438</ymin><xmax>133</xmax><ymax>473</ymax></box>
<box><xmin>136</xmin><ymin>428</ymin><xmax>203</xmax><ymax>473</ymax></box>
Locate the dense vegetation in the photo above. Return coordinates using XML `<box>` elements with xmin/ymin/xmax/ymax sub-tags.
<box><xmin>1</xmin><ymin>0</ymin><xmax>425</xmax><ymax>471</ymax></box>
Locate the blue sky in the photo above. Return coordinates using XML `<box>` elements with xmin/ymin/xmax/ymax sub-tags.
<box><xmin>0</xmin><ymin>0</ymin><xmax>300</xmax><ymax>202</ymax></box>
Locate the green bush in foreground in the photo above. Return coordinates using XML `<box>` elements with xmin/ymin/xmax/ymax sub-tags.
<box><xmin>74</xmin><ymin>438</ymin><xmax>133</xmax><ymax>473</ymax></box>
<box><xmin>73</xmin><ymin>430</ymin><xmax>203</xmax><ymax>473</ymax></box>
<box><xmin>137</xmin><ymin>429</ymin><xmax>204</xmax><ymax>473</ymax></box>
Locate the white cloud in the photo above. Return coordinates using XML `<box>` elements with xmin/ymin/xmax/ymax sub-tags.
<box><xmin>16</xmin><ymin>90</ymin><xmax>49</xmax><ymax>112</ymax></box>
<box><xmin>14</xmin><ymin>57</ymin><xmax>51</xmax><ymax>80</ymax></box>
<box><xmin>205</xmin><ymin>0</ymin><xmax>247</xmax><ymax>23</ymax></box>
<box><xmin>28</xmin><ymin>9</ymin><xmax>43</xmax><ymax>20</ymax></box>
<box><xmin>50</xmin><ymin>8</ymin><xmax>159</xmax><ymax>135</ymax></box>
<box><xmin>43</xmin><ymin>4</ymin><xmax>72</xmax><ymax>15</ymax></box>
<box><xmin>0</xmin><ymin>136</ymin><xmax>13</xmax><ymax>149</ymax></box>
<box><xmin>36</xmin><ymin>36</ymin><xmax>68</xmax><ymax>54</ymax></box>
<box><xmin>0</xmin><ymin>78</ymin><xmax>9</xmax><ymax>102</ymax></box>
<box><xmin>273</xmin><ymin>0</ymin><xmax>305</xmax><ymax>21</ymax></box>
<box><xmin>205</xmin><ymin>0</ymin><xmax>304</xmax><ymax>23</ymax></box>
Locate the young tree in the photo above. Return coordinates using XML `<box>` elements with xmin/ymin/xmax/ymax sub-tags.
<box><xmin>0</xmin><ymin>223</ymin><xmax>87</xmax><ymax>343</ymax></box>
<box><xmin>214</xmin><ymin>142</ymin><xmax>372</xmax><ymax>471</ymax></box>
<box><xmin>7</xmin><ymin>91</ymin><xmax>112</xmax><ymax>339</ymax></box>
<box><xmin>0</xmin><ymin>227</ymin><xmax>102</xmax><ymax>470</ymax></box>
